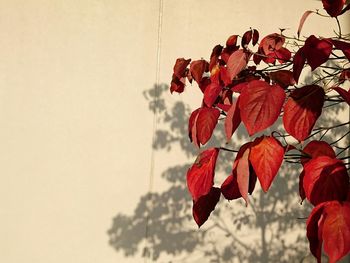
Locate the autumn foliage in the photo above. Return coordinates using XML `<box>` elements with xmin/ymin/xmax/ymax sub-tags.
<box><xmin>170</xmin><ymin>1</ymin><xmax>350</xmax><ymax>262</ymax></box>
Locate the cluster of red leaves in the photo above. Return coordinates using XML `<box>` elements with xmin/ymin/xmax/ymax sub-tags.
<box><xmin>170</xmin><ymin>1</ymin><xmax>350</xmax><ymax>262</ymax></box>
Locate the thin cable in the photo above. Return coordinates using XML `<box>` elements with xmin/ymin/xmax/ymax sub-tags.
<box><xmin>144</xmin><ymin>0</ymin><xmax>163</xmax><ymax>262</ymax></box>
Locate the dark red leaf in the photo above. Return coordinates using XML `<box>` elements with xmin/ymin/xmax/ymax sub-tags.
<box><xmin>190</xmin><ymin>60</ymin><xmax>209</xmax><ymax>84</ymax></box>
<box><xmin>221</xmin><ymin>143</ymin><xmax>257</xmax><ymax>201</ymax></box>
<box><xmin>303</xmin><ymin>156</ymin><xmax>349</xmax><ymax>206</ymax></box>
<box><xmin>307</xmin><ymin>201</ymin><xmax>350</xmax><ymax>263</ymax></box>
<box><xmin>226</xmin><ymin>35</ymin><xmax>238</xmax><ymax>47</ymax></box>
<box><xmin>221</xmin><ymin>173</ymin><xmax>242</xmax><ymax>200</ymax></box>
<box><xmin>301</xmin><ymin>140</ymin><xmax>336</xmax><ymax>165</ymax></box>
<box><xmin>203</xmin><ymin>83</ymin><xmax>223</xmax><ymax>107</ymax></box>
<box><xmin>304</xmin><ymin>35</ymin><xmax>332</xmax><ymax>70</ymax></box>
<box><xmin>306</xmin><ymin>202</ymin><xmax>326</xmax><ymax>262</ymax></box>
<box><xmin>299</xmin><ymin>141</ymin><xmax>336</xmax><ymax>203</ymax></box>
<box><xmin>192</xmin><ymin>187</ymin><xmax>221</xmax><ymax>227</ymax></box>
<box><xmin>253</xmin><ymin>50</ymin><xmax>263</xmax><ymax>65</ymax></box>
<box><xmin>196</xmin><ymin>108</ymin><xmax>220</xmax><ymax>145</ymax></box>
<box><xmin>170</xmin><ymin>75</ymin><xmax>186</xmax><ymax>94</ymax></box>
<box><xmin>332</xmin><ymin>39</ymin><xmax>350</xmax><ymax>61</ymax></box>
<box><xmin>249</xmin><ymin>136</ymin><xmax>285</xmax><ymax>192</ymax></box>
<box><xmin>293</xmin><ymin>47</ymin><xmax>306</xmax><ymax>83</ymax></box>
<box><xmin>269</xmin><ymin>70</ymin><xmax>295</xmax><ymax>88</ymax></box>
<box><xmin>198</xmin><ymin>77</ymin><xmax>211</xmax><ymax>93</ymax></box>
<box><xmin>227</xmin><ymin>49</ymin><xmax>250</xmax><ymax>80</ymax></box>
<box><xmin>188</xmin><ymin>108</ymin><xmax>200</xmax><ymax>143</ymax></box>
<box><xmin>239</xmin><ymin>80</ymin><xmax>286</xmax><ymax>136</ymax></box>
<box><xmin>283</xmin><ymin>85</ymin><xmax>325</xmax><ymax>141</ymax></box>
<box><xmin>187</xmin><ymin>148</ymin><xmax>220</xmax><ymax>201</ymax></box>
<box><xmin>339</xmin><ymin>69</ymin><xmax>350</xmax><ymax>83</ymax></box>
<box><xmin>333</xmin><ymin>87</ymin><xmax>350</xmax><ymax>105</ymax></box>
<box><xmin>322</xmin><ymin>0</ymin><xmax>346</xmax><ymax>17</ymax></box>
<box><xmin>225</xmin><ymin>99</ymin><xmax>241</xmax><ymax>141</ymax></box>
<box><xmin>252</xmin><ymin>29</ymin><xmax>259</xmax><ymax>46</ymax></box>
<box><xmin>173</xmin><ymin>58</ymin><xmax>191</xmax><ymax>79</ymax></box>
<box><xmin>297</xmin><ymin>11</ymin><xmax>314</xmax><ymax>38</ymax></box>
<box><xmin>274</xmin><ymin>47</ymin><xmax>291</xmax><ymax>63</ymax></box>
<box><xmin>241</xmin><ymin>30</ymin><xmax>253</xmax><ymax>48</ymax></box>
<box><xmin>209</xmin><ymin>45</ymin><xmax>223</xmax><ymax>71</ymax></box>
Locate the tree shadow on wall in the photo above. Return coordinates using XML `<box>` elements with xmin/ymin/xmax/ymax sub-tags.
<box><xmin>108</xmin><ymin>83</ymin><xmax>348</xmax><ymax>263</ymax></box>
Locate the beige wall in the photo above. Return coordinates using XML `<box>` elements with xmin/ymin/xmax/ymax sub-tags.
<box><xmin>0</xmin><ymin>1</ymin><xmax>348</xmax><ymax>262</ymax></box>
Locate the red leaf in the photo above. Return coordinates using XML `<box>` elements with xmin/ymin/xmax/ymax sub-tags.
<box><xmin>236</xmin><ymin>147</ymin><xmax>251</xmax><ymax>205</ymax></box>
<box><xmin>226</xmin><ymin>35</ymin><xmax>238</xmax><ymax>47</ymax></box>
<box><xmin>239</xmin><ymin>80</ymin><xmax>286</xmax><ymax>136</ymax></box>
<box><xmin>231</xmin><ymin>82</ymin><xmax>248</xmax><ymax>93</ymax></box>
<box><xmin>187</xmin><ymin>148</ymin><xmax>220</xmax><ymax>201</ymax></box>
<box><xmin>173</xmin><ymin>58</ymin><xmax>191</xmax><ymax>79</ymax></box>
<box><xmin>252</xmin><ymin>29</ymin><xmax>259</xmax><ymax>46</ymax></box>
<box><xmin>274</xmin><ymin>47</ymin><xmax>291</xmax><ymax>63</ymax></box>
<box><xmin>249</xmin><ymin>136</ymin><xmax>285</xmax><ymax>192</ymax></box>
<box><xmin>221</xmin><ymin>173</ymin><xmax>242</xmax><ymax>200</ymax></box>
<box><xmin>196</xmin><ymin>108</ymin><xmax>220</xmax><ymax>145</ymax></box>
<box><xmin>322</xmin><ymin>202</ymin><xmax>350</xmax><ymax>263</ymax></box>
<box><xmin>299</xmin><ymin>141</ymin><xmax>336</xmax><ymax>202</ymax></box>
<box><xmin>269</xmin><ymin>70</ymin><xmax>295</xmax><ymax>88</ymax></box>
<box><xmin>192</xmin><ymin>187</ymin><xmax>221</xmax><ymax>227</ymax></box>
<box><xmin>241</xmin><ymin>30</ymin><xmax>253</xmax><ymax>48</ymax></box>
<box><xmin>297</xmin><ymin>11</ymin><xmax>314</xmax><ymax>38</ymax></box>
<box><xmin>301</xmin><ymin>140</ymin><xmax>336</xmax><ymax>165</ymax></box>
<box><xmin>332</xmin><ymin>39</ymin><xmax>350</xmax><ymax>61</ymax></box>
<box><xmin>221</xmin><ymin>143</ymin><xmax>257</xmax><ymax>201</ymax></box>
<box><xmin>224</xmin><ymin>99</ymin><xmax>241</xmax><ymax>141</ymax></box>
<box><xmin>203</xmin><ymin>83</ymin><xmax>222</xmax><ymax>107</ymax></box>
<box><xmin>188</xmin><ymin>108</ymin><xmax>201</xmax><ymax>143</ymax></box>
<box><xmin>293</xmin><ymin>47</ymin><xmax>306</xmax><ymax>83</ymax></box>
<box><xmin>219</xmin><ymin>66</ymin><xmax>232</xmax><ymax>86</ymax></box>
<box><xmin>227</xmin><ymin>49</ymin><xmax>250</xmax><ymax>80</ymax></box>
<box><xmin>322</xmin><ymin>0</ymin><xmax>346</xmax><ymax>17</ymax></box>
<box><xmin>306</xmin><ymin>202</ymin><xmax>326</xmax><ymax>262</ymax></box>
<box><xmin>283</xmin><ymin>85</ymin><xmax>325</xmax><ymax>141</ymax></box>
<box><xmin>304</xmin><ymin>35</ymin><xmax>332</xmax><ymax>71</ymax></box>
<box><xmin>170</xmin><ymin>75</ymin><xmax>186</xmax><ymax>94</ymax></box>
<box><xmin>303</xmin><ymin>156</ymin><xmax>349</xmax><ymax>206</ymax></box>
<box><xmin>217</xmin><ymin>103</ymin><xmax>231</xmax><ymax>112</ymax></box>
<box><xmin>209</xmin><ymin>45</ymin><xmax>223</xmax><ymax>71</ymax></box>
<box><xmin>260</xmin><ymin>33</ymin><xmax>285</xmax><ymax>55</ymax></box>
<box><xmin>307</xmin><ymin>201</ymin><xmax>350</xmax><ymax>263</ymax></box>
<box><xmin>190</xmin><ymin>60</ymin><xmax>209</xmax><ymax>84</ymax></box>
<box><xmin>339</xmin><ymin>69</ymin><xmax>350</xmax><ymax>83</ymax></box>
<box><xmin>333</xmin><ymin>87</ymin><xmax>350</xmax><ymax>105</ymax></box>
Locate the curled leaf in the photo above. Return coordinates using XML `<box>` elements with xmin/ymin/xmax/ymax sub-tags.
<box><xmin>297</xmin><ymin>11</ymin><xmax>313</xmax><ymax>38</ymax></box>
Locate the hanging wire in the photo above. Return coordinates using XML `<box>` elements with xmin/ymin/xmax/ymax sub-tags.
<box><xmin>144</xmin><ymin>0</ymin><xmax>164</xmax><ymax>262</ymax></box>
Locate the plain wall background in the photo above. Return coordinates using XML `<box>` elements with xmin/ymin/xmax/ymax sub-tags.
<box><xmin>0</xmin><ymin>1</ymin><xmax>348</xmax><ymax>262</ymax></box>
